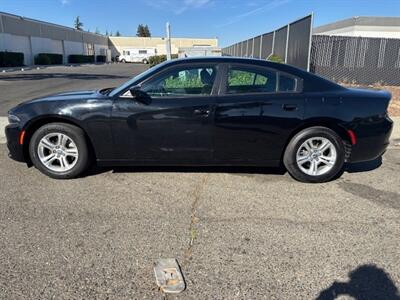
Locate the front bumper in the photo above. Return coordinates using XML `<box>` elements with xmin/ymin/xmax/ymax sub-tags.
<box><xmin>5</xmin><ymin>124</ymin><xmax>25</xmax><ymax>162</ymax></box>
<box><xmin>348</xmin><ymin>116</ymin><xmax>393</xmax><ymax>163</ymax></box>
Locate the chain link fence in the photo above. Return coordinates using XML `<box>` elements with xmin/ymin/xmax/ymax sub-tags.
<box><xmin>311</xmin><ymin>35</ymin><xmax>400</xmax><ymax>86</ymax></box>
<box><xmin>222</xmin><ymin>15</ymin><xmax>313</xmax><ymax>70</ymax></box>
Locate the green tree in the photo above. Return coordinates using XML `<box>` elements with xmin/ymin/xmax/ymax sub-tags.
<box><xmin>74</xmin><ymin>16</ymin><xmax>83</xmax><ymax>31</ymax></box>
<box><xmin>105</xmin><ymin>30</ymin><xmax>109</xmax><ymax>36</ymax></box>
<box><xmin>136</xmin><ymin>24</ymin><xmax>151</xmax><ymax>37</ymax></box>
<box><xmin>95</xmin><ymin>27</ymin><xmax>100</xmax><ymax>34</ymax></box>
<box><xmin>115</xmin><ymin>30</ymin><xmax>121</xmax><ymax>37</ymax></box>
<box><xmin>143</xmin><ymin>25</ymin><xmax>151</xmax><ymax>37</ymax></box>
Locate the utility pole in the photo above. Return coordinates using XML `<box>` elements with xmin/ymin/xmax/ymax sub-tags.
<box><xmin>166</xmin><ymin>22</ymin><xmax>172</xmax><ymax>60</ymax></box>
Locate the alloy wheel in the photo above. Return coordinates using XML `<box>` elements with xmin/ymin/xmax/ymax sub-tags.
<box><xmin>296</xmin><ymin>137</ymin><xmax>337</xmax><ymax>176</ymax></box>
<box><xmin>37</xmin><ymin>133</ymin><xmax>79</xmax><ymax>172</ymax></box>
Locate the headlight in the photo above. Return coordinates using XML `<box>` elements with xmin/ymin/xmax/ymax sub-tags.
<box><xmin>8</xmin><ymin>114</ymin><xmax>21</xmax><ymax>124</ymax></box>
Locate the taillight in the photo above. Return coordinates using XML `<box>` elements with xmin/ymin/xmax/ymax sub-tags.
<box><xmin>347</xmin><ymin>130</ymin><xmax>357</xmax><ymax>145</ymax></box>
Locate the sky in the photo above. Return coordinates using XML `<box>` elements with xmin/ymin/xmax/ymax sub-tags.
<box><xmin>1</xmin><ymin>0</ymin><xmax>400</xmax><ymax>47</ymax></box>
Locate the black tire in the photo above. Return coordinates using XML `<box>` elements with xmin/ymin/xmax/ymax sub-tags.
<box><xmin>283</xmin><ymin>126</ymin><xmax>345</xmax><ymax>183</ymax></box>
<box><xmin>142</xmin><ymin>59</ymin><xmax>148</xmax><ymax>64</ymax></box>
<box><xmin>121</xmin><ymin>59</ymin><xmax>126</xmax><ymax>63</ymax></box>
<box><xmin>29</xmin><ymin>123</ymin><xmax>90</xmax><ymax>179</ymax></box>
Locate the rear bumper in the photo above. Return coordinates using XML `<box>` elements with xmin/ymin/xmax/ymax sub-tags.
<box><xmin>348</xmin><ymin>116</ymin><xmax>393</xmax><ymax>163</ymax></box>
<box><xmin>5</xmin><ymin>124</ymin><xmax>25</xmax><ymax>162</ymax></box>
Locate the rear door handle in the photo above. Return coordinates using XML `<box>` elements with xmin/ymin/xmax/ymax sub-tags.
<box><xmin>282</xmin><ymin>104</ymin><xmax>298</xmax><ymax>111</ymax></box>
<box><xmin>194</xmin><ymin>108</ymin><xmax>210</xmax><ymax>116</ymax></box>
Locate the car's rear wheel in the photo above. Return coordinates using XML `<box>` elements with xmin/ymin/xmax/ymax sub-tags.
<box><xmin>121</xmin><ymin>59</ymin><xmax>126</xmax><ymax>63</ymax></box>
<box><xmin>283</xmin><ymin>127</ymin><xmax>345</xmax><ymax>183</ymax></box>
<box><xmin>29</xmin><ymin>123</ymin><xmax>90</xmax><ymax>179</ymax></box>
<box><xmin>142</xmin><ymin>59</ymin><xmax>149</xmax><ymax>64</ymax></box>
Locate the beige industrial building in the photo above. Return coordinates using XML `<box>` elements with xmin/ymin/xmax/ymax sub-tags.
<box><xmin>314</xmin><ymin>16</ymin><xmax>400</xmax><ymax>39</ymax></box>
<box><xmin>108</xmin><ymin>36</ymin><xmax>218</xmax><ymax>57</ymax></box>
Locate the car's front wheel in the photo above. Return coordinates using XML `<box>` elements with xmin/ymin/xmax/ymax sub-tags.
<box><xmin>283</xmin><ymin>127</ymin><xmax>345</xmax><ymax>183</ymax></box>
<box><xmin>29</xmin><ymin>123</ymin><xmax>90</xmax><ymax>179</ymax></box>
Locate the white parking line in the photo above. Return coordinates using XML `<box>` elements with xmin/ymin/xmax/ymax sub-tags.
<box><xmin>0</xmin><ymin>117</ymin><xmax>8</xmax><ymax>144</ymax></box>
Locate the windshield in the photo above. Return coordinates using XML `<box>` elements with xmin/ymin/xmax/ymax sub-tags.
<box><xmin>109</xmin><ymin>61</ymin><xmax>170</xmax><ymax>97</ymax></box>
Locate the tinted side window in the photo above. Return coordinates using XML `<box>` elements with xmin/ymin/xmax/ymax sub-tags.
<box><xmin>227</xmin><ymin>68</ymin><xmax>276</xmax><ymax>94</ymax></box>
<box><xmin>279</xmin><ymin>74</ymin><xmax>298</xmax><ymax>92</ymax></box>
<box><xmin>142</xmin><ymin>66</ymin><xmax>216</xmax><ymax>97</ymax></box>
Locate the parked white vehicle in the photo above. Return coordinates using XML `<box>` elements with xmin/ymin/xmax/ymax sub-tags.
<box><xmin>117</xmin><ymin>48</ymin><xmax>156</xmax><ymax>64</ymax></box>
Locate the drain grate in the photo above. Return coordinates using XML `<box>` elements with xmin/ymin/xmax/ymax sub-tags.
<box><xmin>154</xmin><ymin>258</ymin><xmax>186</xmax><ymax>294</ymax></box>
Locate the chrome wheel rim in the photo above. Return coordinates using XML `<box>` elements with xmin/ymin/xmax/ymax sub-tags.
<box><xmin>37</xmin><ymin>133</ymin><xmax>79</xmax><ymax>172</ymax></box>
<box><xmin>296</xmin><ymin>137</ymin><xmax>337</xmax><ymax>176</ymax></box>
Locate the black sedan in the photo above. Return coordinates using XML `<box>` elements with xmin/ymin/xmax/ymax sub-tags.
<box><xmin>5</xmin><ymin>57</ymin><xmax>393</xmax><ymax>182</ymax></box>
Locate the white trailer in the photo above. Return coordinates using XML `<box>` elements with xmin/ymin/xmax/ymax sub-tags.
<box><xmin>117</xmin><ymin>48</ymin><xmax>156</xmax><ymax>64</ymax></box>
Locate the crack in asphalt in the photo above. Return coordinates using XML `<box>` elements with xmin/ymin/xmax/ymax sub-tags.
<box><xmin>182</xmin><ymin>174</ymin><xmax>209</xmax><ymax>267</ymax></box>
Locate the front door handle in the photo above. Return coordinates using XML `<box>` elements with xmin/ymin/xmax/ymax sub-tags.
<box><xmin>282</xmin><ymin>104</ymin><xmax>298</xmax><ymax>111</ymax></box>
<box><xmin>194</xmin><ymin>108</ymin><xmax>210</xmax><ymax>116</ymax></box>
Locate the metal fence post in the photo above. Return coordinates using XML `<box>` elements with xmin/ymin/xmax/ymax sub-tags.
<box><xmin>285</xmin><ymin>24</ymin><xmax>290</xmax><ymax>63</ymax></box>
<box><xmin>271</xmin><ymin>31</ymin><xmax>276</xmax><ymax>58</ymax></box>
<box><xmin>259</xmin><ymin>35</ymin><xmax>263</xmax><ymax>59</ymax></box>
<box><xmin>307</xmin><ymin>12</ymin><xmax>314</xmax><ymax>71</ymax></box>
<box><xmin>251</xmin><ymin>38</ymin><xmax>255</xmax><ymax>58</ymax></box>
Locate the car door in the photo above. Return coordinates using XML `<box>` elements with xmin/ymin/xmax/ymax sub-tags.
<box><xmin>214</xmin><ymin>63</ymin><xmax>305</xmax><ymax>164</ymax></box>
<box><xmin>111</xmin><ymin>63</ymin><xmax>220</xmax><ymax>163</ymax></box>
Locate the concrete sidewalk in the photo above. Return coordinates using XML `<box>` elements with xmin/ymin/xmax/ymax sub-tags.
<box><xmin>391</xmin><ymin>116</ymin><xmax>400</xmax><ymax>142</ymax></box>
<box><xmin>1</xmin><ymin>116</ymin><xmax>400</xmax><ymax>144</ymax></box>
<box><xmin>0</xmin><ymin>117</ymin><xmax>7</xmax><ymax>144</ymax></box>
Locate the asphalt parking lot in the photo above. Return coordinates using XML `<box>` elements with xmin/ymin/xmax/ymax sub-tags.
<box><xmin>0</xmin><ymin>63</ymin><xmax>148</xmax><ymax>115</ymax></box>
<box><xmin>1</xmin><ymin>64</ymin><xmax>400</xmax><ymax>299</ymax></box>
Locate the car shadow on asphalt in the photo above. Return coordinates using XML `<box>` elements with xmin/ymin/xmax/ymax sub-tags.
<box><xmin>83</xmin><ymin>165</ymin><xmax>288</xmax><ymax>178</ymax></box>
<box><xmin>344</xmin><ymin>156</ymin><xmax>382</xmax><ymax>173</ymax></box>
<box><xmin>82</xmin><ymin>157</ymin><xmax>383</xmax><ymax>179</ymax></box>
<box><xmin>316</xmin><ymin>264</ymin><xmax>400</xmax><ymax>300</ymax></box>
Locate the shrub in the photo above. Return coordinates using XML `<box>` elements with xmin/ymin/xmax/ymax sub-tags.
<box><xmin>148</xmin><ymin>54</ymin><xmax>178</xmax><ymax>66</ymax></box>
<box><xmin>268</xmin><ymin>54</ymin><xmax>284</xmax><ymax>63</ymax></box>
<box><xmin>35</xmin><ymin>53</ymin><xmax>63</xmax><ymax>65</ymax></box>
<box><xmin>0</xmin><ymin>51</ymin><xmax>24</xmax><ymax>67</ymax></box>
<box><xmin>96</xmin><ymin>55</ymin><xmax>106</xmax><ymax>63</ymax></box>
<box><xmin>68</xmin><ymin>55</ymin><xmax>95</xmax><ymax>64</ymax></box>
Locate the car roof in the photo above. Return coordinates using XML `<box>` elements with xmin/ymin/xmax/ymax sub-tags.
<box><xmin>164</xmin><ymin>56</ymin><xmax>311</xmax><ymax>78</ymax></box>
<box><xmin>166</xmin><ymin>56</ymin><xmax>284</xmax><ymax>68</ymax></box>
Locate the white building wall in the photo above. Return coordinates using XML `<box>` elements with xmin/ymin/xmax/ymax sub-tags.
<box><xmin>1</xmin><ymin>12</ymin><xmax>111</xmax><ymax>66</ymax></box>
<box><xmin>94</xmin><ymin>44</ymin><xmax>109</xmax><ymax>56</ymax></box>
<box><xmin>0</xmin><ymin>33</ymin><xmax>32</xmax><ymax>65</ymax></box>
<box><xmin>64</xmin><ymin>40</ymin><xmax>84</xmax><ymax>58</ymax></box>
<box><xmin>31</xmin><ymin>36</ymin><xmax>63</xmax><ymax>56</ymax></box>
<box><xmin>315</xmin><ymin>25</ymin><xmax>400</xmax><ymax>39</ymax></box>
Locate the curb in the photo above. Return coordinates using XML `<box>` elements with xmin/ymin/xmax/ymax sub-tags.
<box><xmin>391</xmin><ymin>117</ymin><xmax>400</xmax><ymax>142</ymax></box>
<box><xmin>1</xmin><ymin>62</ymin><xmax>116</xmax><ymax>73</ymax></box>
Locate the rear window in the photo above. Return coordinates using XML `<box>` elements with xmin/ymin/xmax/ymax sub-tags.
<box><xmin>139</xmin><ymin>50</ymin><xmax>148</xmax><ymax>54</ymax></box>
<box><xmin>227</xmin><ymin>68</ymin><xmax>277</xmax><ymax>94</ymax></box>
<box><xmin>279</xmin><ymin>74</ymin><xmax>299</xmax><ymax>92</ymax></box>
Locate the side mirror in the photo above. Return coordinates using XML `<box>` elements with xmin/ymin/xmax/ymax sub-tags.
<box><xmin>129</xmin><ymin>86</ymin><xmax>151</xmax><ymax>105</ymax></box>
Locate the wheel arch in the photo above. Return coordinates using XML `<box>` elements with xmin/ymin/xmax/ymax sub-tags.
<box><xmin>281</xmin><ymin>118</ymin><xmax>352</xmax><ymax>163</ymax></box>
<box><xmin>22</xmin><ymin>116</ymin><xmax>96</xmax><ymax>166</ymax></box>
